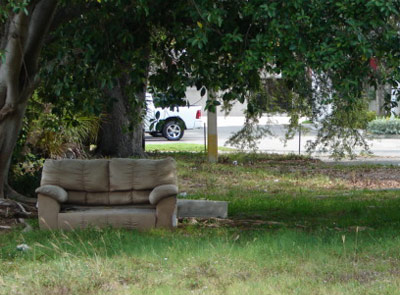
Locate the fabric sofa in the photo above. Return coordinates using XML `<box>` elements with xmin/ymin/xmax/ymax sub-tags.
<box><xmin>36</xmin><ymin>158</ymin><xmax>178</xmax><ymax>230</ymax></box>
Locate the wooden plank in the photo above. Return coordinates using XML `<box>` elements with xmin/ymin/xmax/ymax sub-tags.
<box><xmin>177</xmin><ymin>199</ymin><xmax>228</xmax><ymax>218</ymax></box>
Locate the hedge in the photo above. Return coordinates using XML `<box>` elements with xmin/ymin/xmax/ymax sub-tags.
<box><xmin>367</xmin><ymin>118</ymin><xmax>400</xmax><ymax>135</ymax></box>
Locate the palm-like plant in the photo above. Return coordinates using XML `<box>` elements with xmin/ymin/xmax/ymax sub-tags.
<box><xmin>21</xmin><ymin>93</ymin><xmax>101</xmax><ymax>159</ymax></box>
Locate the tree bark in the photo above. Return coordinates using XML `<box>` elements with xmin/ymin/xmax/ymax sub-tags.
<box><xmin>376</xmin><ymin>84</ymin><xmax>385</xmax><ymax>116</ymax></box>
<box><xmin>0</xmin><ymin>1</ymin><xmax>57</xmax><ymax>199</ymax></box>
<box><xmin>96</xmin><ymin>76</ymin><xmax>146</xmax><ymax>158</ymax></box>
<box><xmin>97</xmin><ymin>49</ymin><xmax>150</xmax><ymax>158</ymax></box>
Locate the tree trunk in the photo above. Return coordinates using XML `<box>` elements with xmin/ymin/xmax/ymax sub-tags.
<box><xmin>0</xmin><ymin>103</ymin><xmax>28</xmax><ymax>199</ymax></box>
<box><xmin>97</xmin><ymin>46</ymin><xmax>150</xmax><ymax>158</ymax></box>
<box><xmin>96</xmin><ymin>77</ymin><xmax>146</xmax><ymax>158</ymax></box>
<box><xmin>376</xmin><ymin>84</ymin><xmax>386</xmax><ymax>116</ymax></box>
<box><xmin>0</xmin><ymin>1</ymin><xmax>57</xmax><ymax>199</ymax></box>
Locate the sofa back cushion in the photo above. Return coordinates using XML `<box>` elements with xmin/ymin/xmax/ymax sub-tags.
<box><xmin>109</xmin><ymin>158</ymin><xmax>177</xmax><ymax>191</ymax></box>
<box><xmin>40</xmin><ymin>157</ymin><xmax>176</xmax><ymax>205</ymax></box>
<box><xmin>41</xmin><ymin>159</ymin><xmax>109</xmax><ymax>192</ymax></box>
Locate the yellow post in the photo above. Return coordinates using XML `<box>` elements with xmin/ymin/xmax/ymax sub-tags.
<box><xmin>207</xmin><ymin>90</ymin><xmax>218</xmax><ymax>163</ymax></box>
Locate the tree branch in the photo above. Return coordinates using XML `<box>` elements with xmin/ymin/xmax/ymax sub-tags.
<box><xmin>24</xmin><ymin>0</ymin><xmax>57</xmax><ymax>79</ymax></box>
<box><xmin>189</xmin><ymin>0</ymin><xmax>223</xmax><ymax>36</ymax></box>
<box><xmin>1</xmin><ymin>12</ymin><xmax>29</xmax><ymax>103</ymax></box>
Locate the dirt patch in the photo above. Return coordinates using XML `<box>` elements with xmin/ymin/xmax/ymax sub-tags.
<box><xmin>218</xmin><ymin>154</ymin><xmax>322</xmax><ymax>166</ymax></box>
<box><xmin>325</xmin><ymin>270</ymin><xmax>382</xmax><ymax>284</ymax></box>
<box><xmin>181</xmin><ymin>160</ymin><xmax>400</xmax><ymax>192</ymax></box>
<box><xmin>0</xmin><ymin>199</ymin><xmax>37</xmax><ymax>233</ymax></box>
<box><xmin>0</xmin><ymin>216</ymin><xmax>19</xmax><ymax>232</ymax></box>
<box><xmin>178</xmin><ymin>217</ymin><xmax>287</xmax><ymax>229</ymax></box>
<box><xmin>312</xmin><ymin>167</ymin><xmax>400</xmax><ymax>189</ymax></box>
<box><xmin>264</xmin><ymin>162</ymin><xmax>400</xmax><ymax>189</ymax></box>
<box><xmin>179</xmin><ymin>218</ymin><xmax>376</xmax><ymax>232</ymax></box>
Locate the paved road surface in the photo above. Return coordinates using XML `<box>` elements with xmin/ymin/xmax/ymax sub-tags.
<box><xmin>145</xmin><ymin>116</ymin><xmax>400</xmax><ymax>163</ymax></box>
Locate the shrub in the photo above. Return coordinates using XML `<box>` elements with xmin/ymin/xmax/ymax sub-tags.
<box><xmin>350</xmin><ymin>110</ymin><xmax>377</xmax><ymax>129</ymax></box>
<box><xmin>10</xmin><ymin>92</ymin><xmax>101</xmax><ymax>197</ymax></box>
<box><xmin>9</xmin><ymin>158</ymin><xmax>43</xmax><ymax>198</ymax></box>
<box><xmin>365</xmin><ymin>111</ymin><xmax>377</xmax><ymax>123</ymax></box>
<box><xmin>15</xmin><ymin>92</ymin><xmax>100</xmax><ymax>160</ymax></box>
<box><xmin>367</xmin><ymin>118</ymin><xmax>400</xmax><ymax>135</ymax></box>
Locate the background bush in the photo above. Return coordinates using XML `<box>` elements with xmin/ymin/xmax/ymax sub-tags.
<box><xmin>10</xmin><ymin>92</ymin><xmax>101</xmax><ymax>197</ymax></box>
<box><xmin>364</xmin><ymin>111</ymin><xmax>377</xmax><ymax>124</ymax></box>
<box><xmin>367</xmin><ymin>118</ymin><xmax>400</xmax><ymax>135</ymax></box>
<box><xmin>351</xmin><ymin>110</ymin><xmax>376</xmax><ymax>129</ymax></box>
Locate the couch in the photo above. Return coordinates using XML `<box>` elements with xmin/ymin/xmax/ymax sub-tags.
<box><xmin>35</xmin><ymin>158</ymin><xmax>178</xmax><ymax>230</ymax></box>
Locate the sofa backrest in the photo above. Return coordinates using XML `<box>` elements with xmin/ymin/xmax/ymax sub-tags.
<box><xmin>41</xmin><ymin>158</ymin><xmax>177</xmax><ymax>205</ymax></box>
<box><xmin>109</xmin><ymin>158</ymin><xmax>177</xmax><ymax>191</ymax></box>
<box><xmin>41</xmin><ymin>159</ymin><xmax>110</xmax><ymax>192</ymax></box>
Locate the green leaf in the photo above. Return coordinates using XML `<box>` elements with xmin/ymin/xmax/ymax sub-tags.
<box><xmin>200</xmin><ymin>87</ymin><xmax>206</xmax><ymax>97</ymax></box>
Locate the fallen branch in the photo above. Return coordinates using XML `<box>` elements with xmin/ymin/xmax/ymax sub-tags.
<box><xmin>18</xmin><ymin>218</ymin><xmax>33</xmax><ymax>232</ymax></box>
<box><xmin>14</xmin><ymin>201</ymin><xmax>30</xmax><ymax>214</ymax></box>
<box><xmin>0</xmin><ymin>199</ymin><xmax>35</xmax><ymax>216</ymax></box>
<box><xmin>0</xmin><ymin>195</ymin><xmax>37</xmax><ymax>223</ymax></box>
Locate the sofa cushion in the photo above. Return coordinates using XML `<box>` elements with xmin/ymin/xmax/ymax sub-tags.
<box><xmin>109</xmin><ymin>158</ymin><xmax>177</xmax><ymax>191</ymax></box>
<box><xmin>41</xmin><ymin>159</ymin><xmax>109</xmax><ymax>192</ymax></box>
<box><xmin>66</xmin><ymin>190</ymin><xmax>151</xmax><ymax>205</ymax></box>
<box><xmin>58</xmin><ymin>208</ymin><xmax>156</xmax><ymax>230</ymax></box>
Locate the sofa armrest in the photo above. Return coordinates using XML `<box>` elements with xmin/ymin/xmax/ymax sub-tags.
<box><xmin>155</xmin><ymin>196</ymin><xmax>177</xmax><ymax>229</ymax></box>
<box><xmin>35</xmin><ymin>185</ymin><xmax>68</xmax><ymax>203</ymax></box>
<box><xmin>149</xmin><ymin>184</ymin><xmax>178</xmax><ymax>205</ymax></box>
<box><xmin>37</xmin><ymin>194</ymin><xmax>61</xmax><ymax>230</ymax></box>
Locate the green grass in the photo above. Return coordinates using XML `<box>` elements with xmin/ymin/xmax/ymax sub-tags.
<box><xmin>145</xmin><ymin>143</ymin><xmax>234</xmax><ymax>152</ymax></box>
<box><xmin>2</xmin><ymin>227</ymin><xmax>400</xmax><ymax>294</ymax></box>
<box><xmin>3</xmin><ymin>152</ymin><xmax>400</xmax><ymax>294</ymax></box>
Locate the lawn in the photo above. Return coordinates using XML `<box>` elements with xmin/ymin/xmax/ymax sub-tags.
<box><xmin>2</xmin><ymin>151</ymin><xmax>400</xmax><ymax>294</ymax></box>
<box><xmin>145</xmin><ymin>143</ymin><xmax>234</xmax><ymax>152</ymax></box>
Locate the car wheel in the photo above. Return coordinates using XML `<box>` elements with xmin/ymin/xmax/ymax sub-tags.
<box><xmin>162</xmin><ymin>121</ymin><xmax>184</xmax><ymax>141</ymax></box>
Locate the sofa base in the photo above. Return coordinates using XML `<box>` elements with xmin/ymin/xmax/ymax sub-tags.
<box><xmin>58</xmin><ymin>208</ymin><xmax>156</xmax><ymax>230</ymax></box>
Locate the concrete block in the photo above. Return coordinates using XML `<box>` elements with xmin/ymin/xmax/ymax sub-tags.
<box><xmin>177</xmin><ymin>199</ymin><xmax>228</xmax><ymax>218</ymax></box>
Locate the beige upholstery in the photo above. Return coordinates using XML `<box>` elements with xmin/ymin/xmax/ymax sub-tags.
<box><xmin>37</xmin><ymin>158</ymin><xmax>178</xmax><ymax>230</ymax></box>
<box><xmin>41</xmin><ymin>159</ymin><xmax>110</xmax><ymax>192</ymax></box>
<box><xmin>35</xmin><ymin>185</ymin><xmax>68</xmax><ymax>203</ymax></box>
<box><xmin>38</xmin><ymin>194</ymin><xmax>61</xmax><ymax>230</ymax></box>
<box><xmin>66</xmin><ymin>190</ymin><xmax>151</xmax><ymax>205</ymax></box>
<box><xmin>156</xmin><ymin>197</ymin><xmax>177</xmax><ymax>229</ymax></box>
<box><xmin>58</xmin><ymin>208</ymin><xmax>156</xmax><ymax>230</ymax></box>
<box><xmin>109</xmin><ymin>158</ymin><xmax>177</xmax><ymax>191</ymax></box>
<box><xmin>149</xmin><ymin>184</ymin><xmax>179</xmax><ymax>205</ymax></box>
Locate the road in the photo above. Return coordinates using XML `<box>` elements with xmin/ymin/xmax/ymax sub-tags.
<box><xmin>145</xmin><ymin>116</ymin><xmax>400</xmax><ymax>161</ymax></box>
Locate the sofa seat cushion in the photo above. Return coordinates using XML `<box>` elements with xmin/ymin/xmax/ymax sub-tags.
<box><xmin>58</xmin><ymin>208</ymin><xmax>156</xmax><ymax>230</ymax></box>
<box><xmin>66</xmin><ymin>190</ymin><xmax>151</xmax><ymax>205</ymax></box>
